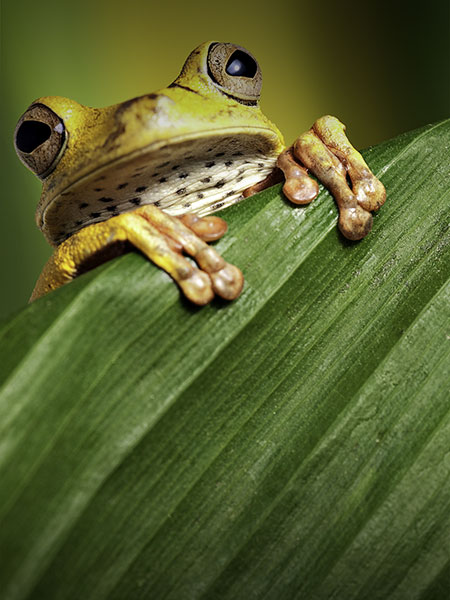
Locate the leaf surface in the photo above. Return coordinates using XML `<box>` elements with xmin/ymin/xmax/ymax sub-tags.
<box><xmin>0</xmin><ymin>120</ymin><xmax>449</xmax><ymax>600</ymax></box>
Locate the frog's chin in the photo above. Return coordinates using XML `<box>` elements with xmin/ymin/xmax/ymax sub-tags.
<box><xmin>37</xmin><ymin>127</ymin><xmax>284</xmax><ymax>246</ymax></box>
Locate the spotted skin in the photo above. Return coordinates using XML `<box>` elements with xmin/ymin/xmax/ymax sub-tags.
<box><xmin>48</xmin><ymin>134</ymin><xmax>277</xmax><ymax>245</ymax></box>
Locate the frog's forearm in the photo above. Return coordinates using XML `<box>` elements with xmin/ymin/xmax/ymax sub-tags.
<box><xmin>30</xmin><ymin>207</ymin><xmax>243</xmax><ymax>305</ymax></box>
<box><xmin>30</xmin><ymin>221</ymin><xmax>129</xmax><ymax>301</ymax></box>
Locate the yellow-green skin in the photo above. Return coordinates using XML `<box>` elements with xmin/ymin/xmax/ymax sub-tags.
<box><xmin>35</xmin><ymin>41</ymin><xmax>285</xmax><ymax>246</ymax></box>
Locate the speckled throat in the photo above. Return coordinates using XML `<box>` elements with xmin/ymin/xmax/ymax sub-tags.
<box><xmin>40</xmin><ymin>133</ymin><xmax>278</xmax><ymax>246</ymax></box>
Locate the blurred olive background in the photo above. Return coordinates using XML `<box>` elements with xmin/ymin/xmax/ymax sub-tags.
<box><xmin>1</xmin><ymin>0</ymin><xmax>449</xmax><ymax>320</ymax></box>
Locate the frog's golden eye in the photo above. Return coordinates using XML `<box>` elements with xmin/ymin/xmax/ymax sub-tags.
<box><xmin>207</xmin><ymin>43</ymin><xmax>262</xmax><ymax>104</ymax></box>
<box><xmin>14</xmin><ymin>103</ymin><xmax>66</xmax><ymax>179</ymax></box>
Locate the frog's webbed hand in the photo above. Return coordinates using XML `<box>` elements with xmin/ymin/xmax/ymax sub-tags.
<box><xmin>277</xmin><ymin>116</ymin><xmax>386</xmax><ymax>240</ymax></box>
<box><xmin>30</xmin><ymin>205</ymin><xmax>243</xmax><ymax>305</ymax></box>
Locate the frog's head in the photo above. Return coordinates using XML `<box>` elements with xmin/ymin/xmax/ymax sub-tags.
<box><xmin>14</xmin><ymin>42</ymin><xmax>284</xmax><ymax>246</ymax></box>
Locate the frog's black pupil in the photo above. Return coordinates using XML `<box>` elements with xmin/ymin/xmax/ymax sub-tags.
<box><xmin>225</xmin><ymin>50</ymin><xmax>257</xmax><ymax>78</ymax></box>
<box><xmin>16</xmin><ymin>120</ymin><xmax>51</xmax><ymax>153</ymax></box>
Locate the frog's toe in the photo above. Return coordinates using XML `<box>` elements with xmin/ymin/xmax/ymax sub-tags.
<box><xmin>136</xmin><ymin>204</ymin><xmax>243</xmax><ymax>303</ymax></box>
<box><xmin>178</xmin><ymin>213</ymin><xmax>228</xmax><ymax>242</ymax></box>
<box><xmin>210</xmin><ymin>264</ymin><xmax>244</xmax><ymax>300</ymax></box>
<box><xmin>194</xmin><ymin>246</ymin><xmax>244</xmax><ymax>300</ymax></box>
<box><xmin>277</xmin><ymin>148</ymin><xmax>319</xmax><ymax>205</ymax></box>
<box><xmin>353</xmin><ymin>171</ymin><xmax>387</xmax><ymax>212</ymax></box>
<box><xmin>310</xmin><ymin>116</ymin><xmax>386</xmax><ymax>213</ymax></box>
<box><xmin>178</xmin><ymin>270</ymin><xmax>214</xmax><ymax>306</ymax></box>
<box><xmin>339</xmin><ymin>206</ymin><xmax>373</xmax><ymax>241</ymax></box>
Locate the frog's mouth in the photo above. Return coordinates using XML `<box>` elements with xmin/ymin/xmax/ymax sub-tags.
<box><xmin>38</xmin><ymin>128</ymin><xmax>282</xmax><ymax>246</ymax></box>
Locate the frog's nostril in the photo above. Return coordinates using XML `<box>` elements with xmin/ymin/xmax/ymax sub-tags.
<box><xmin>15</xmin><ymin>120</ymin><xmax>51</xmax><ymax>153</ymax></box>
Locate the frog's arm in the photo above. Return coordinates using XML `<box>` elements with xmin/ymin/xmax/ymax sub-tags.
<box><xmin>247</xmin><ymin>116</ymin><xmax>386</xmax><ymax>240</ymax></box>
<box><xmin>30</xmin><ymin>206</ymin><xmax>243</xmax><ymax>305</ymax></box>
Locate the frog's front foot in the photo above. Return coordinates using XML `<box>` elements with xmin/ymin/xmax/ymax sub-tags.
<box><xmin>277</xmin><ymin>116</ymin><xmax>386</xmax><ymax>240</ymax></box>
<box><xmin>30</xmin><ymin>205</ymin><xmax>243</xmax><ymax>305</ymax></box>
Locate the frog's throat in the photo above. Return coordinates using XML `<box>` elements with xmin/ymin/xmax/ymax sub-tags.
<box><xmin>38</xmin><ymin>127</ymin><xmax>285</xmax><ymax>246</ymax></box>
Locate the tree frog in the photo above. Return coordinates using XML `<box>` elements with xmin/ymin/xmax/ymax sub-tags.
<box><xmin>14</xmin><ymin>41</ymin><xmax>385</xmax><ymax>305</ymax></box>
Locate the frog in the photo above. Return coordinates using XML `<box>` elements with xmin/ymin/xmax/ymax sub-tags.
<box><xmin>14</xmin><ymin>41</ymin><xmax>386</xmax><ymax>305</ymax></box>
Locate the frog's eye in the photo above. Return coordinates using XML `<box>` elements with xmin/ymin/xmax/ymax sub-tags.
<box><xmin>14</xmin><ymin>103</ymin><xmax>66</xmax><ymax>178</ymax></box>
<box><xmin>207</xmin><ymin>43</ymin><xmax>262</xmax><ymax>104</ymax></box>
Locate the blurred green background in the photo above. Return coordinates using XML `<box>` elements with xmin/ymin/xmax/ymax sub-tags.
<box><xmin>1</xmin><ymin>0</ymin><xmax>449</xmax><ymax>320</ymax></box>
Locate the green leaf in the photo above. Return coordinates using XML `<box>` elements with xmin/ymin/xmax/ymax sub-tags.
<box><xmin>1</xmin><ymin>119</ymin><xmax>449</xmax><ymax>600</ymax></box>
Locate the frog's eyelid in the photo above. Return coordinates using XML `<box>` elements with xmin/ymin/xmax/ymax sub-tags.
<box><xmin>14</xmin><ymin>103</ymin><xmax>67</xmax><ymax>179</ymax></box>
